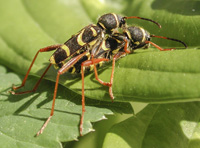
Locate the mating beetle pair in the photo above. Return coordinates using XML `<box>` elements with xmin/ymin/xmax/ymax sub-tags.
<box><xmin>10</xmin><ymin>13</ymin><xmax>187</xmax><ymax>136</ymax></box>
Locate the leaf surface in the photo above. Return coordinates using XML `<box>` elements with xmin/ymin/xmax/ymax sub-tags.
<box><xmin>0</xmin><ymin>65</ymin><xmax>133</xmax><ymax>147</ymax></box>
<box><xmin>0</xmin><ymin>0</ymin><xmax>199</xmax><ymax>103</ymax></box>
<box><xmin>103</xmin><ymin>102</ymin><xmax>200</xmax><ymax>148</ymax></box>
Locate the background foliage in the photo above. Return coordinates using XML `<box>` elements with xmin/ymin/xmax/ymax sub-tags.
<box><xmin>0</xmin><ymin>0</ymin><xmax>199</xmax><ymax>148</ymax></box>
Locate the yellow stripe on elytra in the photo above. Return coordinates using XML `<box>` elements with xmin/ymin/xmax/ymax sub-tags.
<box><xmin>115</xmin><ymin>38</ymin><xmax>122</xmax><ymax>43</ymax></box>
<box><xmin>89</xmin><ymin>65</ymin><xmax>94</xmax><ymax>71</ymax></box>
<box><xmin>112</xmin><ymin>48</ymin><xmax>121</xmax><ymax>54</ymax></box>
<box><xmin>102</xmin><ymin>41</ymin><xmax>109</xmax><ymax>51</ymax></box>
<box><xmin>89</xmin><ymin>39</ymin><xmax>97</xmax><ymax>46</ymax></box>
<box><xmin>139</xmin><ymin>27</ymin><xmax>146</xmax><ymax>42</ymax></box>
<box><xmin>61</xmin><ymin>45</ymin><xmax>70</xmax><ymax>57</ymax></box>
<box><xmin>98</xmin><ymin>22</ymin><xmax>106</xmax><ymax>29</ymax></box>
<box><xmin>90</xmin><ymin>27</ymin><xmax>97</xmax><ymax>36</ymax></box>
<box><xmin>86</xmin><ymin>52</ymin><xmax>91</xmax><ymax>59</ymax></box>
<box><xmin>98</xmin><ymin>61</ymin><xmax>104</xmax><ymax>67</ymax></box>
<box><xmin>112</xmin><ymin>13</ymin><xmax>119</xmax><ymax>28</ymax></box>
<box><xmin>54</xmin><ymin>64</ymin><xmax>59</xmax><ymax>69</ymax></box>
<box><xmin>71</xmin><ymin>66</ymin><xmax>76</xmax><ymax>74</ymax></box>
<box><xmin>77</xmin><ymin>30</ymin><xmax>86</xmax><ymax>46</ymax></box>
<box><xmin>125</xmin><ymin>30</ymin><xmax>132</xmax><ymax>42</ymax></box>
<box><xmin>134</xmin><ymin>41</ymin><xmax>140</xmax><ymax>45</ymax></box>
<box><xmin>50</xmin><ymin>56</ymin><xmax>56</xmax><ymax>64</ymax></box>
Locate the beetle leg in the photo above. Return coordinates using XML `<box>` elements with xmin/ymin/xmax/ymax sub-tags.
<box><xmin>36</xmin><ymin>51</ymin><xmax>88</xmax><ymax>136</ymax></box>
<box><xmin>145</xmin><ymin>41</ymin><xmax>175</xmax><ymax>51</ymax></box>
<box><xmin>91</xmin><ymin>56</ymin><xmax>110</xmax><ymax>86</ymax></box>
<box><xmin>10</xmin><ymin>63</ymin><xmax>52</xmax><ymax>95</ymax></box>
<box><xmin>11</xmin><ymin>44</ymin><xmax>62</xmax><ymax>93</ymax></box>
<box><xmin>108</xmin><ymin>52</ymin><xmax>127</xmax><ymax>100</ymax></box>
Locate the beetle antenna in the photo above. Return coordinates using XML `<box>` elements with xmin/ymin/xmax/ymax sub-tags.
<box><xmin>150</xmin><ymin>35</ymin><xmax>187</xmax><ymax>48</ymax></box>
<box><xmin>124</xmin><ymin>16</ymin><xmax>161</xmax><ymax>28</ymax></box>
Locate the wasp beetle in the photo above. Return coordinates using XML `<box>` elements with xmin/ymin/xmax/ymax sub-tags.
<box><xmin>10</xmin><ymin>13</ymin><xmax>186</xmax><ymax>136</ymax></box>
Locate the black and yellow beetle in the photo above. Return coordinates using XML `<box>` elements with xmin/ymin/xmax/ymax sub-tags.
<box><xmin>10</xmin><ymin>13</ymin><xmax>185</xmax><ymax>136</ymax></box>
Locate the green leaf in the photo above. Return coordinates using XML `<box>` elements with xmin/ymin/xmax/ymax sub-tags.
<box><xmin>103</xmin><ymin>102</ymin><xmax>200</xmax><ymax>148</ymax></box>
<box><xmin>0</xmin><ymin>65</ymin><xmax>133</xmax><ymax>147</ymax></box>
<box><xmin>0</xmin><ymin>0</ymin><xmax>200</xmax><ymax>104</ymax></box>
<box><xmin>0</xmin><ymin>0</ymin><xmax>200</xmax><ymax>147</ymax></box>
<box><xmin>0</xmin><ymin>0</ymin><xmax>199</xmax><ymax>104</ymax></box>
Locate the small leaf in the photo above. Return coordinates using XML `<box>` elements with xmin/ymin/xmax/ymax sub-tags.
<box><xmin>103</xmin><ymin>102</ymin><xmax>200</xmax><ymax>148</ymax></box>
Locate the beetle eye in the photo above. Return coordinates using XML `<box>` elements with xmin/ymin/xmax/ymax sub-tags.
<box><xmin>121</xmin><ymin>17</ymin><xmax>126</xmax><ymax>25</ymax></box>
